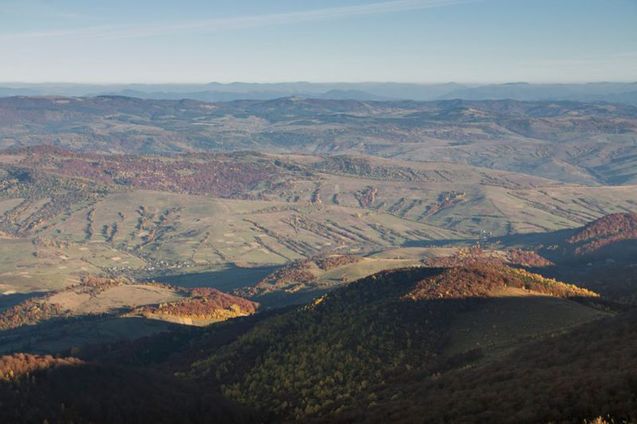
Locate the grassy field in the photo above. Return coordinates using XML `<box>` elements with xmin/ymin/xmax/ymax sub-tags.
<box><xmin>0</xmin><ymin>179</ymin><xmax>634</xmax><ymax>297</ymax></box>
<box><xmin>0</xmin><ymin>148</ymin><xmax>635</xmax><ymax>298</ymax></box>
<box><xmin>0</xmin><ymin>237</ymin><xmax>144</xmax><ymax>293</ymax></box>
<box><xmin>445</xmin><ymin>289</ymin><xmax>609</xmax><ymax>358</ymax></box>
<box><xmin>40</xmin><ymin>190</ymin><xmax>460</xmax><ymax>277</ymax></box>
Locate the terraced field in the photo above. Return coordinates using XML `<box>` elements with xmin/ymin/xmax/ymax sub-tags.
<box><xmin>0</xmin><ymin>147</ymin><xmax>635</xmax><ymax>298</ymax></box>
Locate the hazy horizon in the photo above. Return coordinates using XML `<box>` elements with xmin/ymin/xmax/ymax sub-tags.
<box><xmin>1</xmin><ymin>80</ymin><xmax>636</xmax><ymax>85</ymax></box>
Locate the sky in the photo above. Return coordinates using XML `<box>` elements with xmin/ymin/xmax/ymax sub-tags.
<box><xmin>0</xmin><ymin>0</ymin><xmax>636</xmax><ymax>84</ymax></box>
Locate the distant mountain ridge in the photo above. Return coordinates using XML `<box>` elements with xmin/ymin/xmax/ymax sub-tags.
<box><xmin>1</xmin><ymin>81</ymin><xmax>637</xmax><ymax>104</ymax></box>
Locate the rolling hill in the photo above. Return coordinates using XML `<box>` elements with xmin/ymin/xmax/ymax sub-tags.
<box><xmin>335</xmin><ymin>307</ymin><xmax>637</xmax><ymax>423</ymax></box>
<box><xmin>234</xmin><ymin>254</ymin><xmax>422</xmax><ymax>307</ymax></box>
<box><xmin>0</xmin><ymin>276</ymin><xmax>257</xmax><ymax>354</ymax></box>
<box><xmin>0</xmin><ymin>146</ymin><xmax>635</xmax><ymax>300</ymax></box>
<box><xmin>555</xmin><ymin>212</ymin><xmax>637</xmax><ymax>259</ymax></box>
<box><xmin>0</xmin><ymin>260</ymin><xmax>625</xmax><ymax>423</ymax></box>
<box><xmin>1</xmin><ymin>96</ymin><xmax>637</xmax><ymax>185</ymax></box>
<box><xmin>490</xmin><ymin>213</ymin><xmax>637</xmax><ymax>304</ymax></box>
<box><xmin>184</xmin><ymin>264</ymin><xmax>605</xmax><ymax>421</ymax></box>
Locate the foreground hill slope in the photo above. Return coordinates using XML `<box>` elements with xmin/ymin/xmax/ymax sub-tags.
<box><xmin>0</xmin><ymin>354</ymin><xmax>254</xmax><ymax>424</ymax></box>
<box><xmin>0</xmin><ymin>263</ymin><xmax>617</xmax><ymax>423</ymax></box>
<box><xmin>337</xmin><ymin>308</ymin><xmax>637</xmax><ymax>423</ymax></box>
<box><xmin>186</xmin><ymin>264</ymin><xmax>604</xmax><ymax>421</ymax></box>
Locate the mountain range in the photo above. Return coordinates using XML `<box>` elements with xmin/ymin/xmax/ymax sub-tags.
<box><xmin>1</xmin><ymin>81</ymin><xmax>637</xmax><ymax>105</ymax></box>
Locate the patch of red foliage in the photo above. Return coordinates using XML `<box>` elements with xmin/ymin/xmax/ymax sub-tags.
<box><xmin>505</xmin><ymin>248</ymin><xmax>553</xmax><ymax>267</ymax></box>
<box><xmin>75</xmin><ymin>275</ymin><xmax>126</xmax><ymax>295</ymax></box>
<box><xmin>313</xmin><ymin>254</ymin><xmax>362</xmax><ymax>271</ymax></box>
<box><xmin>425</xmin><ymin>247</ymin><xmax>503</xmax><ymax>268</ymax></box>
<box><xmin>240</xmin><ymin>255</ymin><xmax>362</xmax><ymax>297</ymax></box>
<box><xmin>246</xmin><ymin>263</ymin><xmax>315</xmax><ymax>296</ymax></box>
<box><xmin>17</xmin><ymin>148</ymin><xmax>294</xmax><ymax>199</ymax></box>
<box><xmin>404</xmin><ymin>264</ymin><xmax>596</xmax><ymax>301</ymax></box>
<box><xmin>426</xmin><ymin>247</ymin><xmax>552</xmax><ymax>268</ymax></box>
<box><xmin>567</xmin><ymin>213</ymin><xmax>637</xmax><ymax>255</ymax></box>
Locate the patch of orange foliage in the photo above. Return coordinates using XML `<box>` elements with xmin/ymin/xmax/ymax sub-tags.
<box><xmin>0</xmin><ymin>353</ymin><xmax>83</xmax><ymax>381</ymax></box>
<box><xmin>133</xmin><ymin>288</ymin><xmax>258</xmax><ymax>323</ymax></box>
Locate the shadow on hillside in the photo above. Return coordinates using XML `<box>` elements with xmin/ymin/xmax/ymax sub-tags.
<box><xmin>531</xmin><ymin>262</ymin><xmax>637</xmax><ymax>303</ymax></box>
<box><xmin>0</xmin><ymin>314</ymin><xmax>184</xmax><ymax>355</ymax></box>
<box><xmin>401</xmin><ymin>227</ymin><xmax>575</xmax><ymax>249</ymax></box>
<box><xmin>0</xmin><ymin>360</ymin><xmax>257</xmax><ymax>424</ymax></box>
<box><xmin>150</xmin><ymin>265</ymin><xmax>280</xmax><ymax>292</ymax></box>
<box><xmin>0</xmin><ymin>282</ymin><xmax>619</xmax><ymax>424</ymax></box>
<box><xmin>0</xmin><ymin>292</ymin><xmax>45</xmax><ymax>313</ymax></box>
<box><xmin>402</xmin><ymin>238</ymin><xmax>474</xmax><ymax>248</ymax></box>
<box><xmin>487</xmin><ymin>227</ymin><xmax>575</xmax><ymax>247</ymax></box>
<box><xmin>350</xmin><ymin>308</ymin><xmax>637</xmax><ymax>424</ymax></box>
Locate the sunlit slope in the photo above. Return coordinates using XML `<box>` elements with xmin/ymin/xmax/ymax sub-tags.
<box><xmin>235</xmin><ymin>254</ymin><xmax>423</xmax><ymax>307</ymax></box>
<box><xmin>0</xmin><ymin>275</ymin><xmax>258</xmax><ymax>354</ymax></box>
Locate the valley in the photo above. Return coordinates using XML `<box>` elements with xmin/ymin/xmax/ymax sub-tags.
<box><xmin>0</xmin><ymin>140</ymin><xmax>635</xmax><ymax>297</ymax></box>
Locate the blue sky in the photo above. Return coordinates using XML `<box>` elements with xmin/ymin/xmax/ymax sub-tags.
<box><xmin>0</xmin><ymin>0</ymin><xmax>635</xmax><ymax>83</ymax></box>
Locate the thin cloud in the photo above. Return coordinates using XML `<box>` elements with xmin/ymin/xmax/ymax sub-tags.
<box><xmin>0</xmin><ymin>26</ymin><xmax>115</xmax><ymax>40</ymax></box>
<box><xmin>0</xmin><ymin>0</ymin><xmax>473</xmax><ymax>41</ymax></box>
